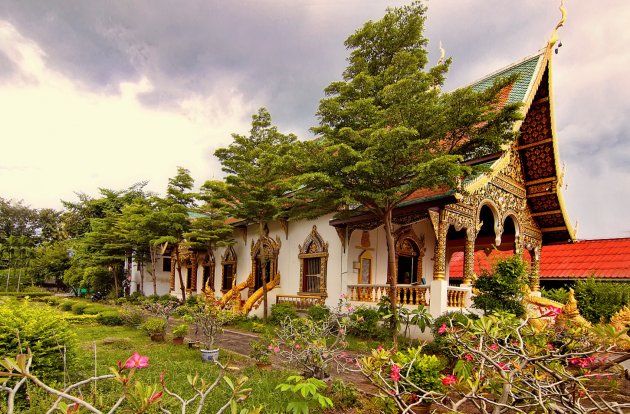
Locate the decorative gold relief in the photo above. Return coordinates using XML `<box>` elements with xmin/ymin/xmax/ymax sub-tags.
<box><xmin>298</xmin><ymin>225</ymin><xmax>329</xmax><ymax>297</ymax></box>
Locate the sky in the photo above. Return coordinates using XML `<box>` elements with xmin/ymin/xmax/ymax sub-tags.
<box><xmin>0</xmin><ymin>0</ymin><xmax>628</xmax><ymax>240</ymax></box>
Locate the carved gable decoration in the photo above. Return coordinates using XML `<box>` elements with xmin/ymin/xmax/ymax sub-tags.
<box><xmin>394</xmin><ymin>226</ymin><xmax>426</xmax><ymax>258</ymax></box>
<box><xmin>299</xmin><ymin>225</ymin><xmax>329</xmax><ymax>255</ymax></box>
<box><xmin>250</xmin><ymin>235</ymin><xmax>281</xmax><ymax>258</ymax></box>
<box><xmin>222</xmin><ymin>246</ymin><xmax>237</xmax><ymax>264</ymax></box>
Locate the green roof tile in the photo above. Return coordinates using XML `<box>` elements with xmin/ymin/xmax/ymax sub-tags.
<box><xmin>471</xmin><ymin>52</ymin><xmax>543</xmax><ymax>104</ymax></box>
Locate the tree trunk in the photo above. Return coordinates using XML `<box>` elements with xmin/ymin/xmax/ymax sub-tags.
<box><xmin>259</xmin><ymin>222</ymin><xmax>268</xmax><ymax>322</ymax></box>
<box><xmin>126</xmin><ymin>252</ymin><xmax>133</xmax><ymax>297</ymax></box>
<box><xmin>138</xmin><ymin>260</ymin><xmax>145</xmax><ymax>295</ymax></box>
<box><xmin>113</xmin><ymin>265</ymin><xmax>119</xmax><ymax>297</ymax></box>
<box><xmin>174</xmin><ymin>245</ymin><xmax>186</xmax><ymax>302</ymax></box>
<box><xmin>383</xmin><ymin>209</ymin><xmax>399</xmax><ymax>347</ymax></box>
<box><xmin>149</xmin><ymin>244</ymin><xmax>158</xmax><ymax>296</ymax></box>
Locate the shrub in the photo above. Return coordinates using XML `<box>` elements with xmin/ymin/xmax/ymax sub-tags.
<box><xmin>473</xmin><ymin>255</ymin><xmax>528</xmax><ymax>317</ymax></box>
<box><xmin>44</xmin><ymin>296</ymin><xmax>62</xmax><ymax>307</ymax></box>
<box><xmin>142</xmin><ymin>317</ymin><xmax>167</xmax><ymax>336</ymax></box>
<box><xmin>0</xmin><ymin>291</ymin><xmax>52</xmax><ymax>297</ymax></box>
<box><xmin>61</xmin><ymin>314</ymin><xmax>99</xmax><ymax>324</ymax></box>
<box><xmin>574</xmin><ymin>278</ymin><xmax>630</xmax><ymax>323</ymax></box>
<box><xmin>541</xmin><ymin>287</ymin><xmax>569</xmax><ymax>304</ymax></box>
<box><xmin>328</xmin><ymin>379</ymin><xmax>359</xmax><ymax>409</ymax></box>
<box><xmin>97</xmin><ymin>310</ymin><xmax>123</xmax><ymax>326</ymax></box>
<box><xmin>120</xmin><ymin>305</ymin><xmax>146</xmax><ymax>327</ymax></box>
<box><xmin>82</xmin><ymin>304</ymin><xmax>109</xmax><ymax>315</ymax></box>
<box><xmin>0</xmin><ymin>299</ymin><xmax>76</xmax><ymax>381</ymax></box>
<box><xmin>59</xmin><ymin>300</ymin><xmax>76</xmax><ymax>311</ymax></box>
<box><xmin>71</xmin><ymin>301</ymin><xmax>89</xmax><ymax>315</ymax></box>
<box><xmin>172</xmin><ymin>323</ymin><xmax>189</xmax><ymax>338</ymax></box>
<box><xmin>349</xmin><ymin>306</ymin><xmax>385</xmax><ymax>339</ymax></box>
<box><xmin>270</xmin><ymin>302</ymin><xmax>298</xmax><ymax>325</ymax></box>
<box><xmin>307</xmin><ymin>304</ymin><xmax>331</xmax><ymax>321</ymax></box>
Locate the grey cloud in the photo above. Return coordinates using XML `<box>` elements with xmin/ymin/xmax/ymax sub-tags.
<box><xmin>0</xmin><ymin>50</ymin><xmax>15</xmax><ymax>79</ymax></box>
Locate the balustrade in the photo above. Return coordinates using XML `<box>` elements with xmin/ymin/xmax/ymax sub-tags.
<box><xmin>447</xmin><ymin>286</ymin><xmax>469</xmax><ymax>308</ymax></box>
<box><xmin>276</xmin><ymin>294</ymin><xmax>324</xmax><ymax>310</ymax></box>
<box><xmin>347</xmin><ymin>284</ymin><xmax>429</xmax><ymax>306</ymax></box>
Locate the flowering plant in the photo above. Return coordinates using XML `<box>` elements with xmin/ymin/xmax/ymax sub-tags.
<box><xmin>272</xmin><ymin>296</ymin><xmax>356</xmax><ymax>379</ymax></box>
<box><xmin>186</xmin><ymin>297</ymin><xmax>236</xmax><ymax>349</ymax></box>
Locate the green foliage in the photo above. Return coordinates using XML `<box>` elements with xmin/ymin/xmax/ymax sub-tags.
<box><xmin>82</xmin><ymin>304</ymin><xmax>109</xmax><ymax>315</ymax></box>
<box><xmin>119</xmin><ymin>305</ymin><xmax>146</xmax><ymax>328</ymax></box>
<box><xmin>472</xmin><ymin>254</ymin><xmax>528</xmax><ymax>317</ymax></box>
<box><xmin>276</xmin><ymin>375</ymin><xmax>333</xmax><ymax>414</ymax></box>
<box><xmin>142</xmin><ymin>317</ymin><xmax>166</xmax><ymax>336</ymax></box>
<box><xmin>71</xmin><ymin>301</ymin><xmax>89</xmax><ymax>315</ymax></box>
<box><xmin>349</xmin><ymin>306</ymin><xmax>385</xmax><ymax>339</ymax></box>
<box><xmin>172</xmin><ymin>323</ymin><xmax>189</xmax><ymax>338</ymax></box>
<box><xmin>62</xmin><ymin>313</ymin><xmax>99</xmax><ymax>324</ymax></box>
<box><xmin>97</xmin><ymin>310</ymin><xmax>123</xmax><ymax>326</ymax></box>
<box><xmin>270</xmin><ymin>302</ymin><xmax>298</xmax><ymax>325</ymax></box>
<box><xmin>0</xmin><ymin>299</ymin><xmax>76</xmax><ymax>381</ymax></box>
<box><xmin>574</xmin><ymin>278</ymin><xmax>630</xmax><ymax>323</ymax></box>
<box><xmin>393</xmin><ymin>347</ymin><xmax>445</xmax><ymax>394</ymax></box>
<box><xmin>541</xmin><ymin>287</ymin><xmax>569</xmax><ymax>304</ymax></box>
<box><xmin>59</xmin><ymin>299</ymin><xmax>77</xmax><ymax>311</ymax></box>
<box><xmin>249</xmin><ymin>339</ymin><xmax>272</xmax><ymax>364</ymax></box>
<box><xmin>328</xmin><ymin>378</ymin><xmax>359</xmax><ymax>410</ymax></box>
<box><xmin>306</xmin><ymin>304</ymin><xmax>330</xmax><ymax>322</ymax></box>
<box><xmin>0</xmin><ymin>291</ymin><xmax>51</xmax><ymax>297</ymax></box>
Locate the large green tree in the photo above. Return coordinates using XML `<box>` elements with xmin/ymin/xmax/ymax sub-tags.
<box><xmin>214</xmin><ymin>107</ymin><xmax>297</xmax><ymax>319</ymax></box>
<box><xmin>298</xmin><ymin>2</ymin><xmax>521</xmax><ymax>339</ymax></box>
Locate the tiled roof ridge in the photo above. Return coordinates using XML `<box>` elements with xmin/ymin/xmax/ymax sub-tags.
<box><xmin>565</xmin><ymin>237</ymin><xmax>630</xmax><ymax>244</ymax></box>
<box><xmin>462</xmin><ymin>48</ymin><xmax>546</xmax><ymax>91</ymax></box>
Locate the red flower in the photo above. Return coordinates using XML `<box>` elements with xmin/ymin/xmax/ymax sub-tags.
<box><xmin>438</xmin><ymin>323</ymin><xmax>448</xmax><ymax>334</ymax></box>
<box><xmin>67</xmin><ymin>403</ymin><xmax>80</xmax><ymax>414</ymax></box>
<box><xmin>487</xmin><ymin>343</ymin><xmax>499</xmax><ymax>352</ymax></box>
<box><xmin>124</xmin><ymin>352</ymin><xmax>150</xmax><ymax>369</ymax></box>
<box><xmin>442</xmin><ymin>374</ymin><xmax>457</xmax><ymax>386</ymax></box>
<box><xmin>390</xmin><ymin>364</ymin><xmax>401</xmax><ymax>382</ymax></box>
<box><xmin>159</xmin><ymin>371</ymin><xmax>165</xmax><ymax>386</ymax></box>
<box><xmin>463</xmin><ymin>353</ymin><xmax>473</xmax><ymax>362</ymax></box>
<box><xmin>497</xmin><ymin>362</ymin><xmax>509</xmax><ymax>371</ymax></box>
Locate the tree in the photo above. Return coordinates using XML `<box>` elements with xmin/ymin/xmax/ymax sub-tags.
<box><xmin>214</xmin><ymin>108</ymin><xmax>297</xmax><ymax>320</ymax></box>
<box><xmin>473</xmin><ymin>255</ymin><xmax>528</xmax><ymax>317</ymax></box>
<box><xmin>183</xmin><ymin>180</ymin><xmax>235</xmax><ymax>291</ymax></box>
<box><xmin>153</xmin><ymin>167</ymin><xmax>196</xmax><ymax>301</ymax></box>
<box><xmin>296</xmin><ymin>2</ymin><xmax>521</xmax><ymax>341</ymax></box>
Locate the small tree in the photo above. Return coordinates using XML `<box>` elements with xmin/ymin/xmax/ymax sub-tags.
<box><xmin>214</xmin><ymin>108</ymin><xmax>298</xmax><ymax>321</ymax></box>
<box><xmin>472</xmin><ymin>254</ymin><xmax>528</xmax><ymax>317</ymax></box>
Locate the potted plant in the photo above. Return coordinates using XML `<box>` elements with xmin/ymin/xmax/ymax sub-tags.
<box><xmin>172</xmin><ymin>323</ymin><xmax>189</xmax><ymax>345</ymax></box>
<box><xmin>143</xmin><ymin>317</ymin><xmax>167</xmax><ymax>342</ymax></box>
<box><xmin>189</xmin><ymin>299</ymin><xmax>234</xmax><ymax>362</ymax></box>
<box><xmin>249</xmin><ymin>339</ymin><xmax>272</xmax><ymax>369</ymax></box>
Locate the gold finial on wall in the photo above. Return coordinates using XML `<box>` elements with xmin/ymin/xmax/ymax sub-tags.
<box><xmin>548</xmin><ymin>0</ymin><xmax>567</xmax><ymax>49</ymax></box>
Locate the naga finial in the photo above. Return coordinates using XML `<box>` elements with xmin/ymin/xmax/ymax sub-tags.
<box><xmin>548</xmin><ymin>0</ymin><xmax>567</xmax><ymax>48</ymax></box>
<box><xmin>438</xmin><ymin>41</ymin><xmax>446</xmax><ymax>65</ymax></box>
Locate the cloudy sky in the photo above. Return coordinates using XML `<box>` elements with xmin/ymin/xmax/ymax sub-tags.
<box><xmin>0</xmin><ymin>1</ymin><xmax>628</xmax><ymax>240</ymax></box>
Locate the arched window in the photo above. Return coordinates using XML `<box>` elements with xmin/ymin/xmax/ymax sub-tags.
<box><xmin>298</xmin><ymin>226</ymin><xmax>329</xmax><ymax>297</ymax></box>
<box><xmin>251</xmin><ymin>236</ymin><xmax>281</xmax><ymax>294</ymax></box>
<box><xmin>199</xmin><ymin>252</ymin><xmax>215</xmax><ymax>292</ymax></box>
<box><xmin>394</xmin><ymin>227</ymin><xmax>426</xmax><ymax>285</ymax></box>
<box><xmin>221</xmin><ymin>246</ymin><xmax>237</xmax><ymax>292</ymax></box>
<box><xmin>358</xmin><ymin>250</ymin><xmax>372</xmax><ymax>285</ymax></box>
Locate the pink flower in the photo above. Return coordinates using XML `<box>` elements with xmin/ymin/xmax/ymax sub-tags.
<box><xmin>159</xmin><ymin>371</ymin><xmax>165</xmax><ymax>386</ymax></box>
<box><xmin>124</xmin><ymin>353</ymin><xmax>150</xmax><ymax>369</ymax></box>
<box><xmin>442</xmin><ymin>374</ymin><xmax>457</xmax><ymax>386</ymax></box>
<box><xmin>148</xmin><ymin>391</ymin><xmax>163</xmax><ymax>404</ymax></box>
<box><xmin>377</xmin><ymin>345</ymin><xmax>384</xmax><ymax>351</ymax></box>
<box><xmin>273</xmin><ymin>346</ymin><xmax>280</xmax><ymax>354</ymax></box>
<box><xmin>390</xmin><ymin>364</ymin><xmax>401</xmax><ymax>382</ymax></box>
<box><xmin>497</xmin><ymin>362</ymin><xmax>509</xmax><ymax>371</ymax></box>
<box><xmin>347</xmin><ymin>305</ymin><xmax>355</xmax><ymax>312</ymax></box>
<box><xmin>340</xmin><ymin>294</ymin><xmax>347</xmax><ymax>299</ymax></box>
<box><xmin>463</xmin><ymin>353</ymin><xmax>473</xmax><ymax>362</ymax></box>
<box><xmin>295</xmin><ymin>344</ymin><xmax>301</xmax><ymax>349</ymax></box>
<box><xmin>542</xmin><ymin>306</ymin><xmax>562</xmax><ymax>317</ymax></box>
<box><xmin>438</xmin><ymin>323</ymin><xmax>448</xmax><ymax>334</ymax></box>
<box><xmin>487</xmin><ymin>343</ymin><xmax>499</xmax><ymax>352</ymax></box>
<box><xmin>267</xmin><ymin>344</ymin><xmax>273</xmax><ymax>351</ymax></box>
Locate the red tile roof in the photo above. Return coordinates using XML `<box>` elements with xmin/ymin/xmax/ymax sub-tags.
<box><xmin>449</xmin><ymin>238</ymin><xmax>630</xmax><ymax>280</ymax></box>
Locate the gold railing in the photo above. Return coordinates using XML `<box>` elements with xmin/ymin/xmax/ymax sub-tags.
<box><xmin>347</xmin><ymin>284</ymin><xmax>429</xmax><ymax>306</ymax></box>
<box><xmin>447</xmin><ymin>286</ymin><xmax>469</xmax><ymax>308</ymax></box>
<box><xmin>276</xmin><ymin>295</ymin><xmax>324</xmax><ymax>310</ymax></box>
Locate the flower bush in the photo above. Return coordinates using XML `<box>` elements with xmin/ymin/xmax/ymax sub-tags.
<box><xmin>185</xmin><ymin>297</ymin><xmax>236</xmax><ymax>349</ymax></box>
<box><xmin>272</xmin><ymin>297</ymin><xmax>356</xmax><ymax>379</ymax></box>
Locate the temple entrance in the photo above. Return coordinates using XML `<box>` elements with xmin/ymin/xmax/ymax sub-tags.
<box><xmin>397</xmin><ymin>247</ymin><xmax>419</xmax><ymax>284</ymax></box>
<box><xmin>254</xmin><ymin>254</ymin><xmax>272</xmax><ymax>291</ymax></box>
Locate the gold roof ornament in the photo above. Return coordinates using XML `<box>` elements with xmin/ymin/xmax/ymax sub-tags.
<box><xmin>548</xmin><ymin>0</ymin><xmax>567</xmax><ymax>49</ymax></box>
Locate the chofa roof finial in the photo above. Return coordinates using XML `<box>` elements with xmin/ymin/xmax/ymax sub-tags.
<box><xmin>437</xmin><ymin>41</ymin><xmax>446</xmax><ymax>65</ymax></box>
<box><xmin>548</xmin><ymin>0</ymin><xmax>567</xmax><ymax>49</ymax></box>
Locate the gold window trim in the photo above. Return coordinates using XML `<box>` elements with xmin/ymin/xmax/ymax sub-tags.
<box><xmin>298</xmin><ymin>225</ymin><xmax>329</xmax><ymax>297</ymax></box>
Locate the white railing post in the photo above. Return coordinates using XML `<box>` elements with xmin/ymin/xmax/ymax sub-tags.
<box><xmin>430</xmin><ymin>279</ymin><xmax>448</xmax><ymax>317</ymax></box>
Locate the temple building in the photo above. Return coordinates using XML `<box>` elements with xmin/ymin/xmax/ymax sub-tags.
<box><xmin>132</xmin><ymin>27</ymin><xmax>577</xmax><ymax>318</ymax></box>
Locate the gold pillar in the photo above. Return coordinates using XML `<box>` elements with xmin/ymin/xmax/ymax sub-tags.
<box><xmin>433</xmin><ymin>214</ymin><xmax>448</xmax><ymax>281</ymax></box>
<box><xmin>530</xmin><ymin>246</ymin><xmax>541</xmax><ymax>292</ymax></box>
<box><xmin>463</xmin><ymin>229</ymin><xmax>475</xmax><ymax>285</ymax></box>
